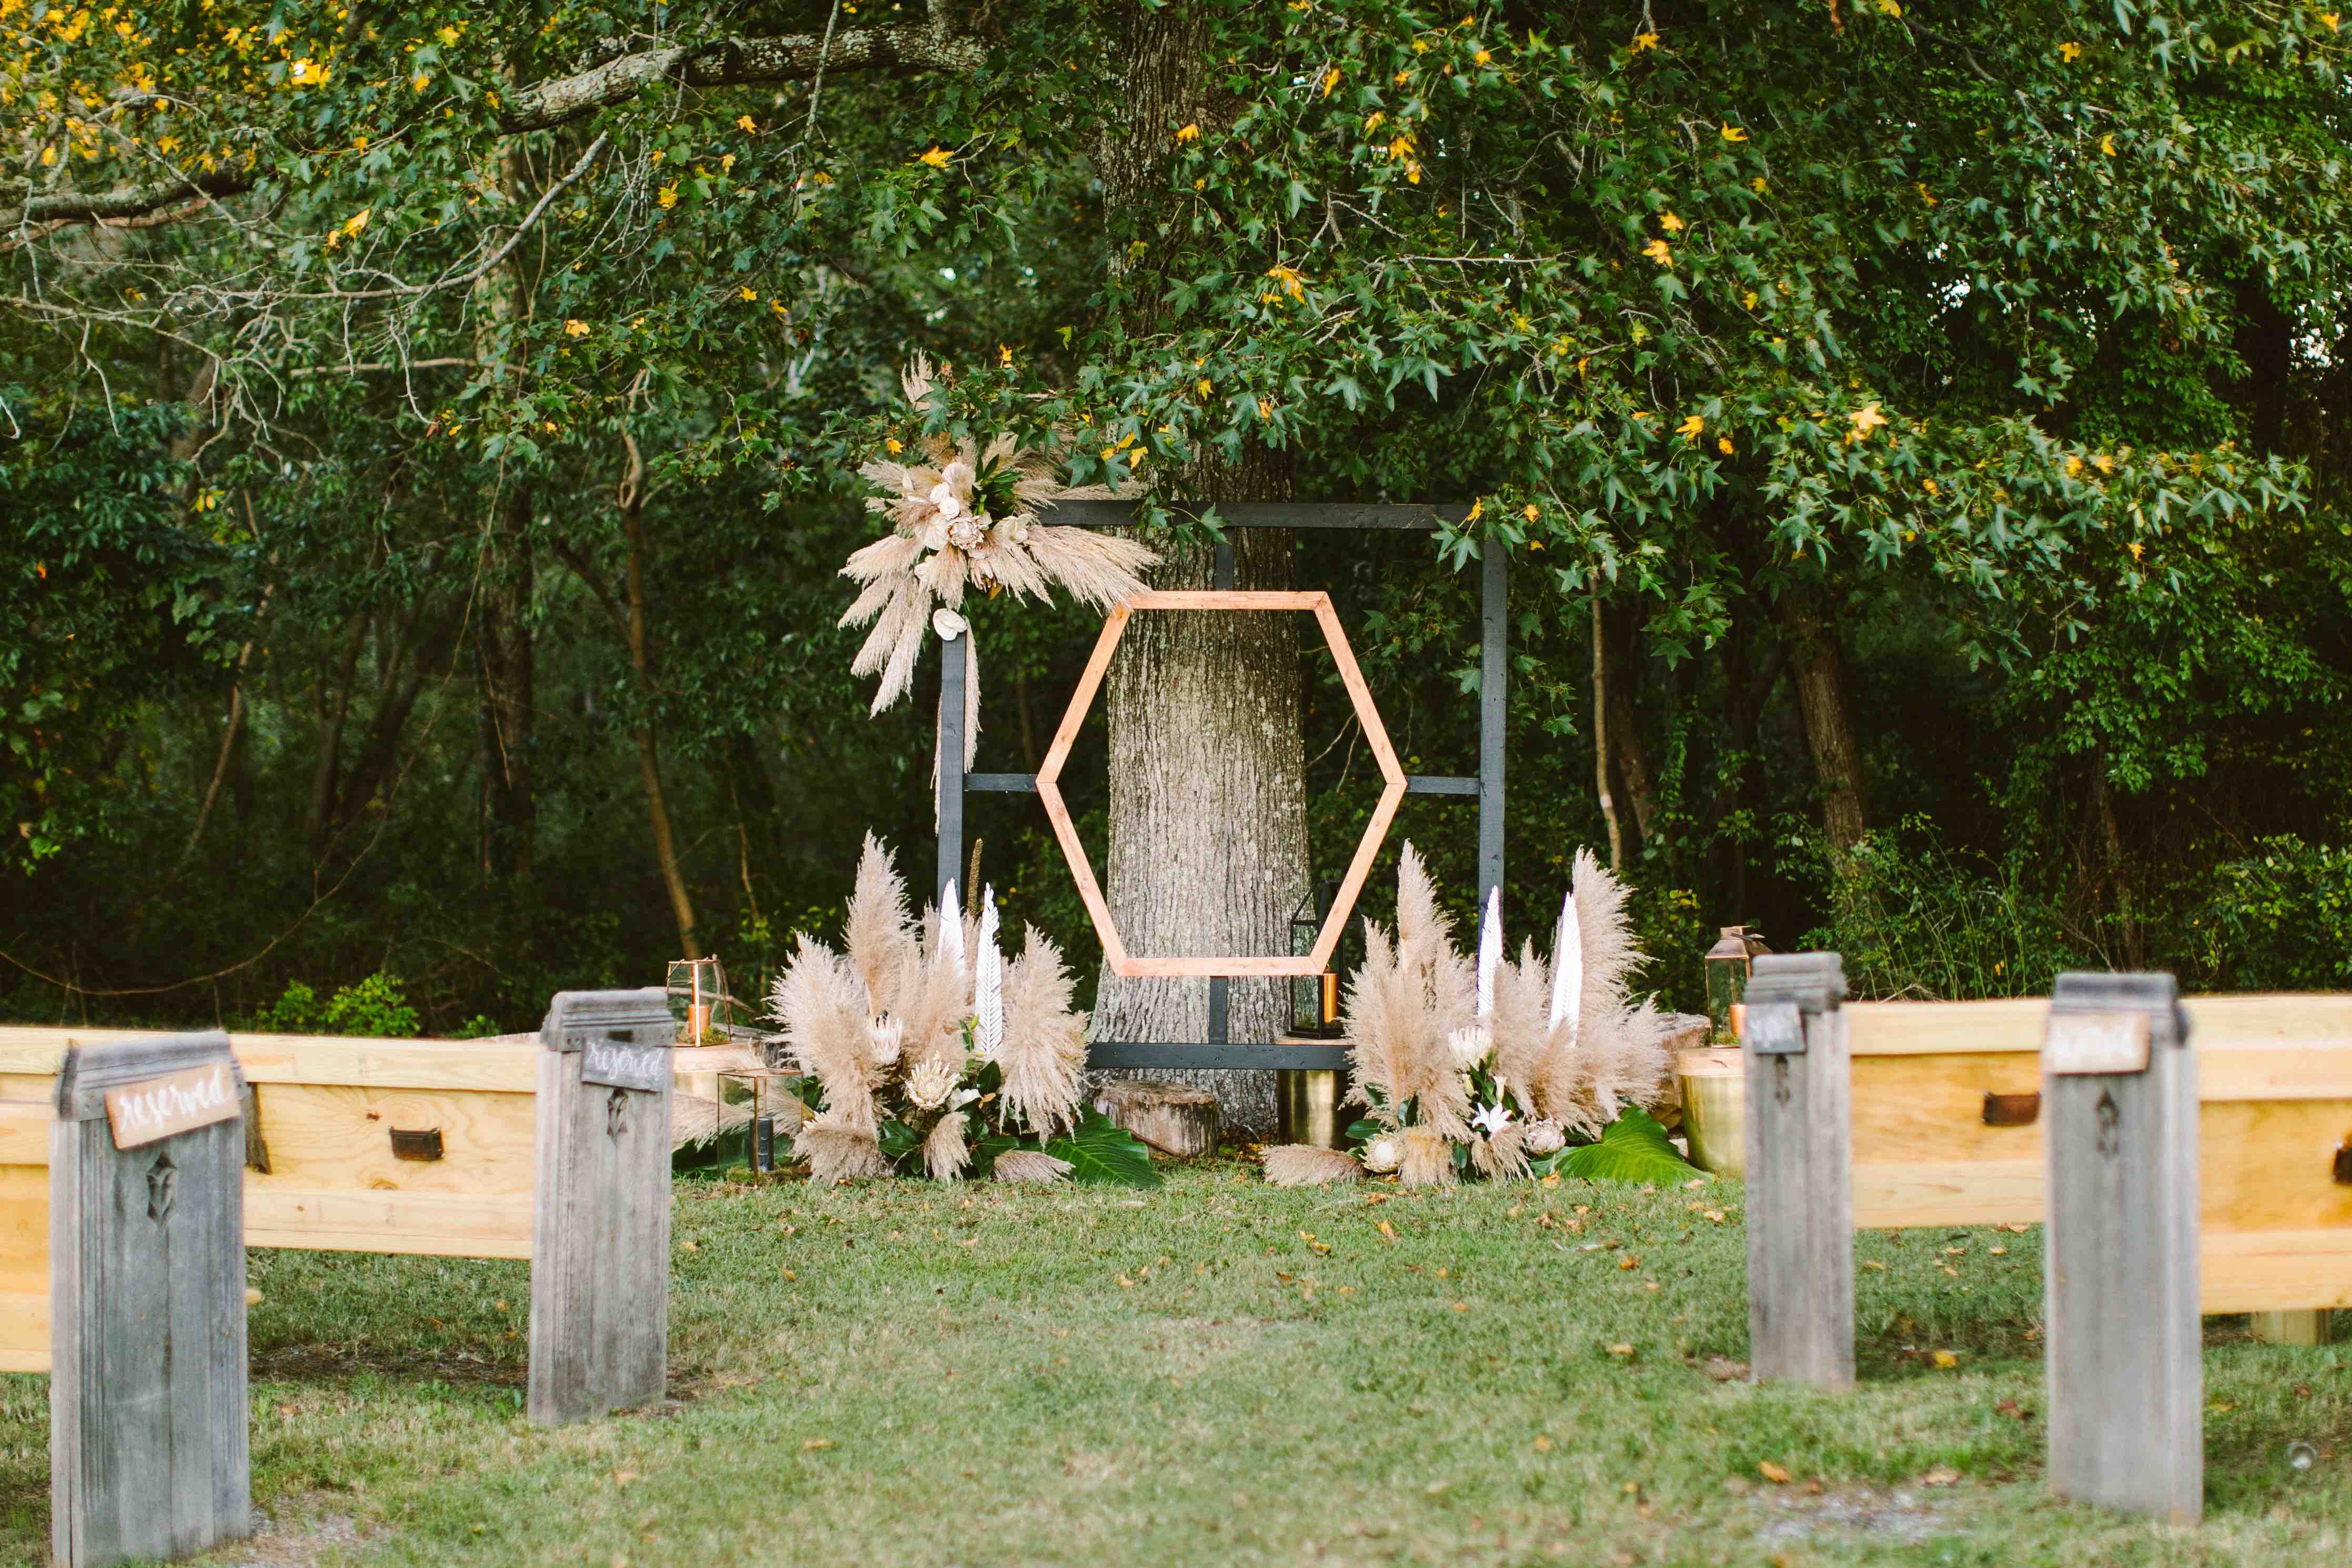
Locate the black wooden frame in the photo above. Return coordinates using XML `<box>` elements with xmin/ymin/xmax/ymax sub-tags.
<box><xmin>934</xmin><ymin>501</ymin><xmax>1503</xmax><ymax>1071</ymax></box>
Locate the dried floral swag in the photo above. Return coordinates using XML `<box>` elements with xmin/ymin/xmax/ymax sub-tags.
<box><xmin>1261</xmin><ymin>844</ymin><xmax>1686</xmax><ymax>1189</ymax></box>
<box><xmin>770</xmin><ymin>835</ymin><xmax>1157</xmax><ymax>1187</ymax></box>
<box><xmin>839</xmin><ymin>357</ymin><xmax>1160</xmax><ymax>768</ymax></box>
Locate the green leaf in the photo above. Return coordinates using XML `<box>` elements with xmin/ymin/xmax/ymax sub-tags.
<box><xmin>1560</xmin><ymin>1108</ymin><xmax>1694</xmax><ymax>1185</ymax></box>
<box><xmin>1044</xmin><ymin>1109</ymin><xmax>1162</xmax><ymax>1188</ymax></box>
<box><xmin>876</xmin><ymin>1119</ymin><xmax>923</xmax><ymax>1169</ymax></box>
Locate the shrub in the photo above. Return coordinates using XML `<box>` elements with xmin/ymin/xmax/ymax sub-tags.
<box><xmin>251</xmin><ymin>971</ymin><xmax>422</xmax><ymax>1038</ymax></box>
<box><xmin>2186</xmin><ymin>837</ymin><xmax>2352</xmax><ymax>992</ymax></box>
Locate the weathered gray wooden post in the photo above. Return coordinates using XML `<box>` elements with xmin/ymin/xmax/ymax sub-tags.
<box><xmin>1742</xmin><ymin>952</ymin><xmax>1853</xmax><ymax>1391</ymax></box>
<box><xmin>529</xmin><ymin>988</ymin><xmax>676</xmax><ymax>1425</ymax></box>
<box><xmin>51</xmin><ymin>1033</ymin><xmax>250</xmax><ymax>1567</ymax></box>
<box><xmin>2043</xmin><ymin>972</ymin><xmax>2200</xmax><ymax>1523</ymax></box>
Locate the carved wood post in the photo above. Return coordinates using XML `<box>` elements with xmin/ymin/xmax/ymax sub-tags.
<box><xmin>2043</xmin><ymin>972</ymin><xmax>2201</xmax><ymax>1524</ymax></box>
<box><xmin>1742</xmin><ymin>952</ymin><xmax>1853</xmax><ymax>1391</ymax></box>
<box><xmin>51</xmin><ymin>1033</ymin><xmax>251</xmax><ymax>1567</ymax></box>
<box><xmin>529</xmin><ymin>989</ymin><xmax>674</xmax><ymax>1425</ymax></box>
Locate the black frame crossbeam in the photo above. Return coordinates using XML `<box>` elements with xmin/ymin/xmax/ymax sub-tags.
<box><xmin>933</xmin><ymin>501</ymin><xmax>1507</xmax><ymax>1072</ymax></box>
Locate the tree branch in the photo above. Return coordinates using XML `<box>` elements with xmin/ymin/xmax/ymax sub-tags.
<box><xmin>499</xmin><ymin>16</ymin><xmax>985</xmax><ymax>133</ymax></box>
<box><xmin>3</xmin><ymin>6</ymin><xmax>983</xmax><ymax>233</ymax></box>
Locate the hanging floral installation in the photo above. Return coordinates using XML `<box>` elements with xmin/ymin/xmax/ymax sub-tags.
<box><xmin>1260</xmin><ymin>843</ymin><xmax>1685</xmax><ymax>1188</ymax></box>
<box><xmin>770</xmin><ymin>835</ymin><xmax>1158</xmax><ymax>1187</ymax></box>
<box><xmin>839</xmin><ymin>356</ymin><xmax>1160</xmax><ymax>775</ymax></box>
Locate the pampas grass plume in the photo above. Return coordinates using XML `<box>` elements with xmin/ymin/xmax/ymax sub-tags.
<box><xmin>1261</xmin><ymin>1145</ymin><xmax>1362</xmax><ymax>1187</ymax></box>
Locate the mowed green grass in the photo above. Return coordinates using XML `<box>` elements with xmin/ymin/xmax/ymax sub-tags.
<box><xmin>2</xmin><ymin>1161</ymin><xmax>2348</xmax><ymax>1567</ymax></box>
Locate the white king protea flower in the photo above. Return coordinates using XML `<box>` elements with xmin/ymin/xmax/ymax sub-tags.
<box><xmin>868</xmin><ymin>1014</ymin><xmax>905</xmax><ymax>1066</ymax></box>
<box><xmin>1446</xmin><ymin>1024</ymin><xmax>1492</xmax><ymax>1070</ymax></box>
<box><xmin>1523</xmin><ymin>1119</ymin><xmax>1566</xmax><ymax>1156</ymax></box>
<box><xmin>1362</xmin><ymin>1134</ymin><xmax>1404</xmax><ymax>1174</ymax></box>
<box><xmin>906</xmin><ymin>1057</ymin><xmax>959</xmax><ymax>1111</ymax></box>
<box><xmin>1471</xmin><ymin>1101</ymin><xmax>1515</xmax><ymax>1139</ymax></box>
<box><xmin>945</xmin><ymin>516</ymin><xmax>987</xmax><ymax>551</ymax></box>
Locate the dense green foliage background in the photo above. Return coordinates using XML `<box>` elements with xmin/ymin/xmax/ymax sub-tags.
<box><xmin>5</xmin><ymin>0</ymin><xmax>2348</xmax><ymax>1031</ymax></box>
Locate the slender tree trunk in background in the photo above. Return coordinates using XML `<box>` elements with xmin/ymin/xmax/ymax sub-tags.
<box><xmin>618</xmin><ymin>436</ymin><xmax>700</xmax><ymax>960</ymax></box>
<box><xmin>1778</xmin><ymin>588</ymin><xmax>1868</xmax><ymax>856</ymax></box>
<box><xmin>2093</xmin><ymin>765</ymin><xmax>2146</xmax><ymax>969</ymax></box>
<box><xmin>309</xmin><ymin>613</ymin><xmax>367</xmax><ymax>854</ymax></box>
<box><xmin>477</xmin><ymin>486</ymin><xmax>538</xmax><ymax>879</ymax></box>
<box><xmin>1093</xmin><ymin>4</ymin><xmax>1306</xmax><ymax>1136</ymax></box>
<box><xmin>1592</xmin><ymin>593</ymin><xmax>1625</xmax><ymax>873</ymax></box>
<box><xmin>1602</xmin><ymin>601</ymin><xmax>1661</xmax><ymax>855</ymax></box>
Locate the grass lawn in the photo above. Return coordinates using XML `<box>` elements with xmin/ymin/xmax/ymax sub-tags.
<box><xmin>2</xmin><ymin>1159</ymin><xmax>2347</xmax><ymax>1566</ymax></box>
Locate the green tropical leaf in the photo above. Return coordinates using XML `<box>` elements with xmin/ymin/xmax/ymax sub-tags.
<box><xmin>876</xmin><ymin>1119</ymin><xmax>923</xmax><ymax>1168</ymax></box>
<box><xmin>1560</xmin><ymin>1108</ymin><xmax>1694</xmax><ymax>1185</ymax></box>
<box><xmin>1043</xmin><ymin>1109</ymin><xmax>1162</xmax><ymax>1188</ymax></box>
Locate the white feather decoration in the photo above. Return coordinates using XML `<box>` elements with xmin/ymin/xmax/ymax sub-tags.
<box><xmin>1476</xmin><ymin>885</ymin><xmax>1502</xmax><ymax>1019</ymax></box>
<box><xmin>940</xmin><ymin>880</ymin><xmax>965</xmax><ymax>976</ymax></box>
<box><xmin>974</xmin><ymin>886</ymin><xmax>1004</xmax><ymax>1063</ymax></box>
<box><xmin>1549</xmin><ymin>887</ymin><xmax>1582</xmax><ymax>1034</ymax></box>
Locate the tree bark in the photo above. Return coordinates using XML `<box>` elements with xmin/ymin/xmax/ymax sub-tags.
<box><xmin>477</xmin><ymin>485</ymin><xmax>537</xmax><ymax>879</ymax></box>
<box><xmin>618</xmin><ymin>436</ymin><xmax>700</xmax><ymax>960</ymax></box>
<box><xmin>1087</xmin><ymin>3</ymin><xmax>1308</xmax><ymax>1139</ymax></box>
<box><xmin>1778</xmin><ymin>588</ymin><xmax>1868</xmax><ymax>855</ymax></box>
<box><xmin>1602</xmin><ymin>601</ymin><xmax>1661</xmax><ymax>855</ymax></box>
<box><xmin>1592</xmin><ymin>593</ymin><xmax>1625</xmax><ymax>872</ymax></box>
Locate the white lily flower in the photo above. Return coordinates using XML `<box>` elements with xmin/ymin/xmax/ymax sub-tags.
<box><xmin>927</xmin><ymin>481</ymin><xmax>965</xmax><ymax>521</ymax></box>
<box><xmin>949</xmin><ymin>1087</ymin><xmax>980</xmax><ymax>1111</ymax></box>
<box><xmin>1471</xmin><ymin>1101</ymin><xmax>1515</xmax><ymax>1139</ymax></box>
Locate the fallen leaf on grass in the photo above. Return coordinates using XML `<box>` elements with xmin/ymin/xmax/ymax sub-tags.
<box><xmin>611</xmin><ymin>1470</ymin><xmax>638</xmax><ymax>1487</ymax></box>
<box><xmin>1451</xmin><ymin>1301</ymin><xmax>1469</xmax><ymax>1313</ymax></box>
<box><xmin>1860</xmin><ymin>1260</ymin><xmax>1886</xmax><ymax>1271</ymax></box>
<box><xmin>1363</xmin><ymin>1192</ymin><xmax>1392</xmax><ymax>1206</ymax></box>
<box><xmin>1117</xmin><ymin>1275</ymin><xmax>1134</xmax><ymax>1289</ymax></box>
<box><xmin>1994</xmin><ymin>1400</ymin><xmax>2028</xmax><ymax>1420</ymax></box>
<box><xmin>1702</xmin><ymin>1356</ymin><xmax>1749</xmax><ymax>1382</ymax></box>
<box><xmin>1606</xmin><ymin>1343</ymin><xmax>1635</xmax><ymax>1358</ymax></box>
<box><xmin>2004</xmin><ymin>1222</ymin><xmax>2031</xmax><ymax>1233</ymax></box>
<box><xmin>1533</xmin><ymin>1434</ymin><xmax>1553</xmax><ymax>1452</ymax></box>
<box><xmin>1757</xmin><ymin>1461</ymin><xmax>1791</xmax><ymax>1484</ymax></box>
<box><xmin>1931</xmin><ymin>1350</ymin><xmax>1959</xmax><ymax>1369</ymax></box>
<box><xmin>802</xmin><ymin>1439</ymin><xmax>834</xmax><ymax>1451</ymax></box>
<box><xmin>1618</xmin><ymin>1255</ymin><xmax>1640</xmax><ymax>1271</ymax></box>
<box><xmin>1921</xmin><ymin>1466</ymin><xmax>1960</xmax><ymax>1486</ymax></box>
<box><xmin>1377</xmin><ymin>1220</ymin><xmax>1398</xmax><ymax>1242</ymax></box>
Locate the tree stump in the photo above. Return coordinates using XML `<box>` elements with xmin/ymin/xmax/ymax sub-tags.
<box><xmin>1093</xmin><ymin>1079</ymin><xmax>1220</xmax><ymax>1160</ymax></box>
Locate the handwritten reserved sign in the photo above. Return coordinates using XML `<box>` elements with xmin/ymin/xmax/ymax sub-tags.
<box><xmin>104</xmin><ymin>1063</ymin><xmax>239</xmax><ymax>1149</ymax></box>
<box><xmin>2045</xmin><ymin>1010</ymin><xmax>2152</xmax><ymax>1076</ymax></box>
<box><xmin>580</xmin><ymin>1038</ymin><xmax>668</xmax><ymax>1094</ymax></box>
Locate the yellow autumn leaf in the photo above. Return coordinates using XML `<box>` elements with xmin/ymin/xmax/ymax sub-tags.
<box><xmin>1675</xmin><ymin>414</ymin><xmax>1704</xmax><ymax>440</ymax></box>
<box><xmin>720</xmin><ymin>153</ymin><xmax>735</xmax><ymax>173</ymax></box>
<box><xmin>1522</xmin><ymin>502</ymin><xmax>1541</xmax><ymax>522</ymax></box>
<box><xmin>1256</xmin><ymin>397</ymin><xmax>1274</xmax><ymax>419</ymax></box>
<box><xmin>1474</xmin><ymin>48</ymin><xmax>1491</xmax><ymax>65</ymax></box>
<box><xmin>738</xmin><ymin>286</ymin><xmax>756</xmax><ymax>301</ymax></box>
<box><xmin>1642</xmin><ymin>238</ymin><xmax>1673</xmax><ymax>266</ymax></box>
<box><xmin>1758</xmin><ymin>1460</ymin><xmax>1792</xmax><ymax>1483</ymax></box>
<box><xmin>1630</xmin><ymin>31</ymin><xmax>1660</xmax><ymax>52</ymax></box>
<box><xmin>1849</xmin><ymin>402</ymin><xmax>1888</xmax><ymax>437</ymax></box>
<box><xmin>657</xmin><ymin>184</ymin><xmax>679</xmax><ymax>209</ymax></box>
<box><xmin>2100</xmin><ymin>133</ymin><xmax>2117</xmax><ymax>156</ymax></box>
<box><xmin>437</xmin><ymin>24</ymin><xmax>459</xmax><ymax>45</ymax></box>
<box><xmin>1932</xmin><ymin>1349</ymin><xmax>1959</xmax><ymax>1369</ymax></box>
<box><xmin>341</xmin><ymin>208</ymin><xmax>370</xmax><ymax>237</ymax></box>
<box><xmin>2324</xmin><ymin>13</ymin><xmax>2341</xmax><ymax>32</ymax></box>
<box><xmin>563</xmin><ymin>319</ymin><xmax>590</xmax><ymax>337</ymax></box>
<box><xmin>2058</xmin><ymin>40</ymin><xmax>2082</xmax><ymax>61</ymax></box>
<box><xmin>737</xmin><ymin>115</ymin><xmax>758</xmax><ymax>132</ymax></box>
<box><xmin>1196</xmin><ymin>378</ymin><xmax>1213</xmax><ymax>398</ymax></box>
<box><xmin>1718</xmin><ymin>436</ymin><xmax>1735</xmax><ymax>456</ymax></box>
<box><xmin>1659</xmin><ymin>211</ymin><xmax>1684</xmax><ymax>232</ymax></box>
<box><xmin>1321</xmin><ymin>66</ymin><xmax>1340</xmax><ymax>97</ymax></box>
<box><xmin>1720</xmin><ymin>123</ymin><xmax>1748</xmax><ymax>143</ymax></box>
<box><xmin>1175</xmin><ymin>122</ymin><xmax>1201</xmax><ymax>143</ymax></box>
<box><xmin>917</xmin><ymin>146</ymin><xmax>952</xmax><ymax>169</ymax></box>
<box><xmin>2128</xmin><ymin>539</ymin><xmax>2145</xmax><ymax>560</ymax></box>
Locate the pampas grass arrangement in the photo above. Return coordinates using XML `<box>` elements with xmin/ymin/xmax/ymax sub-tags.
<box><xmin>770</xmin><ymin>835</ymin><xmax>1158</xmax><ymax>1187</ymax></box>
<box><xmin>840</xmin><ymin>356</ymin><xmax>1159</xmax><ymax>719</ymax></box>
<box><xmin>1259</xmin><ymin>842</ymin><xmax>1678</xmax><ymax>1188</ymax></box>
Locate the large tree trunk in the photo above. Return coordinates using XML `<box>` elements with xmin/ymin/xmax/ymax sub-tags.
<box><xmin>1777</xmin><ymin>588</ymin><xmax>1867</xmax><ymax>855</ymax></box>
<box><xmin>1091</xmin><ymin>6</ymin><xmax>1307</xmax><ymax>1137</ymax></box>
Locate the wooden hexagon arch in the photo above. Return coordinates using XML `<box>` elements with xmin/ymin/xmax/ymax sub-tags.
<box><xmin>1033</xmin><ymin>590</ymin><xmax>1408</xmax><ymax>979</ymax></box>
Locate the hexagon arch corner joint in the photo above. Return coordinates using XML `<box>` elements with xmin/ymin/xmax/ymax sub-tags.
<box><xmin>1032</xmin><ymin>589</ymin><xmax>1408</xmax><ymax>980</ymax></box>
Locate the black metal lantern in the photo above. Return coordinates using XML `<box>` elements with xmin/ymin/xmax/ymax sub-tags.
<box><xmin>1288</xmin><ymin>882</ymin><xmax>1344</xmax><ymax>1038</ymax></box>
<box><xmin>1703</xmin><ymin>926</ymin><xmax>1769</xmax><ymax>1043</ymax></box>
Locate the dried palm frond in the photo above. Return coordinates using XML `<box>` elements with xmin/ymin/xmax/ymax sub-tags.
<box><xmin>996</xmin><ymin>925</ymin><xmax>1088</xmax><ymax>1135</ymax></box>
<box><xmin>924</xmin><ymin>1111</ymin><xmax>971</xmax><ymax>1181</ymax></box>
<box><xmin>1397</xmin><ymin>1125</ymin><xmax>1457</xmax><ymax>1188</ymax></box>
<box><xmin>1261</xmin><ymin>1145</ymin><xmax>1361</xmax><ymax>1187</ymax></box>
<box><xmin>994</xmin><ymin>1149</ymin><xmax>1074</xmax><ymax>1183</ymax></box>
<box><xmin>839</xmin><ymin>359</ymin><xmax>1159</xmax><ymax>714</ymax></box>
<box><xmin>799</xmin><ymin>1114</ymin><xmax>891</xmax><ymax>1184</ymax></box>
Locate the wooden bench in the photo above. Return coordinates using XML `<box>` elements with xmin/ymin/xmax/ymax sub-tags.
<box><xmin>0</xmin><ymin>1027</ymin><xmax>540</xmax><ymax>1374</ymax></box>
<box><xmin>1695</xmin><ymin>992</ymin><xmax>2352</xmax><ymax>1322</ymax></box>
